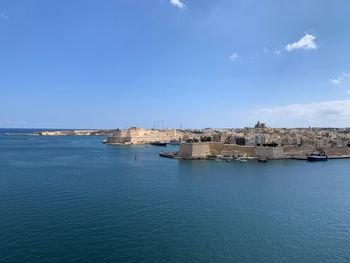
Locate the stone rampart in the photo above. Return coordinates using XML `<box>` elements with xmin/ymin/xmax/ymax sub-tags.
<box><xmin>179</xmin><ymin>143</ymin><xmax>211</xmax><ymax>159</ymax></box>
<box><xmin>208</xmin><ymin>143</ymin><xmax>255</xmax><ymax>157</ymax></box>
<box><xmin>107</xmin><ymin>128</ymin><xmax>179</xmax><ymax>144</ymax></box>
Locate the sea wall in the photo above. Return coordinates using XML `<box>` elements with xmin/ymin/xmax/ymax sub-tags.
<box><xmin>324</xmin><ymin>147</ymin><xmax>350</xmax><ymax>156</ymax></box>
<box><xmin>255</xmin><ymin>147</ymin><xmax>287</xmax><ymax>159</ymax></box>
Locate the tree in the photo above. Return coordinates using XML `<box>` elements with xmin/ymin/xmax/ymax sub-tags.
<box><xmin>236</xmin><ymin>137</ymin><xmax>246</xmax><ymax>146</ymax></box>
<box><xmin>187</xmin><ymin>138</ymin><xmax>199</xmax><ymax>143</ymax></box>
<box><xmin>200</xmin><ymin>136</ymin><xmax>213</xmax><ymax>142</ymax></box>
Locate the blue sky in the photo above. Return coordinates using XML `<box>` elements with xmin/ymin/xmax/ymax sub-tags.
<box><xmin>1</xmin><ymin>0</ymin><xmax>350</xmax><ymax>128</ymax></box>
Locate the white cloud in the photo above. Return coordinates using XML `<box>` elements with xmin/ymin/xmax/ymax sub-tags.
<box><xmin>273</xmin><ymin>49</ymin><xmax>281</xmax><ymax>55</ymax></box>
<box><xmin>235</xmin><ymin>100</ymin><xmax>350</xmax><ymax>127</ymax></box>
<box><xmin>329</xmin><ymin>72</ymin><xmax>350</xmax><ymax>85</ymax></box>
<box><xmin>262</xmin><ymin>47</ymin><xmax>282</xmax><ymax>55</ymax></box>
<box><xmin>170</xmin><ymin>0</ymin><xmax>186</xmax><ymax>9</ymax></box>
<box><xmin>329</xmin><ymin>78</ymin><xmax>343</xmax><ymax>85</ymax></box>
<box><xmin>286</xmin><ymin>34</ymin><xmax>318</xmax><ymax>52</ymax></box>
<box><xmin>230</xmin><ymin>52</ymin><xmax>239</xmax><ymax>61</ymax></box>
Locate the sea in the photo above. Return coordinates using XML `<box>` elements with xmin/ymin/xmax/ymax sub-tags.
<box><xmin>1</xmin><ymin>129</ymin><xmax>350</xmax><ymax>263</ymax></box>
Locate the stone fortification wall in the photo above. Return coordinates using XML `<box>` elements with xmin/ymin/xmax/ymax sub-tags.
<box><xmin>283</xmin><ymin>146</ymin><xmax>350</xmax><ymax>157</ymax></box>
<box><xmin>255</xmin><ymin>147</ymin><xmax>287</xmax><ymax>159</ymax></box>
<box><xmin>107</xmin><ymin>130</ymin><xmax>131</xmax><ymax>144</ymax></box>
<box><xmin>179</xmin><ymin>143</ymin><xmax>211</xmax><ymax>159</ymax></box>
<box><xmin>324</xmin><ymin>147</ymin><xmax>350</xmax><ymax>156</ymax></box>
<box><xmin>208</xmin><ymin>143</ymin><xmax>255</xmax><ymax>157</ymax></box>
<box><xmin>107</xmin><ymin>128</ymin><xmax>179</xmax><ymax>144</ymax></box>
<box><xmin>282</xmin><ymin>146</ymin><xmax>317</xmax><ymax>158</ymax></box>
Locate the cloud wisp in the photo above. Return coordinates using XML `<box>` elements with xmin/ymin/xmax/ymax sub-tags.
<box><xmin>329</xmin><ymin>72</ymin><xmax>350</xmax><ymax>85</ymax></box>
<box><xmin>230</xmin><ymin>52</ymin><xmax>239</xmax><ymax>61</ymax></box>
<box><xmin>235</xmin><ymin>100</ymin><xmax>350</xmax><ymax>127</ymax></box>
<box><xmin>273</xmin><ymin>49</ymin><xmax>281</xmax><ymax>55</ymax></box>
<box><xmin>263</xmin><ymin>47</ymin><xmax>281</xmax><ymax>55</ymax></box>
<box><xmin>329</xmin><ymin>78</ymin><xmax>343</xmax><ymax>85</ymax></box>
<box><xmin>170</xmin><ymin>0</ymin><xmax>186</xmax><ymax>9</ymax></box>
<box><xmin>286</xmin><ymin>34</ymin><xmax>318</xmax><ymax>52</ymax></box>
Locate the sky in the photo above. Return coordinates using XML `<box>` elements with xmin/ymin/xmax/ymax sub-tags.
<box><xmin>1</xmin><ymin>0</ymin><xmax>350</xmax><ymax>129</ymax></box>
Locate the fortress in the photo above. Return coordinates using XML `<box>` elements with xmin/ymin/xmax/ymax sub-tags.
<box><xmin>106</xmin><ymin>127</ymin><xmax>181</xmax><ymax>144</ymax></box>
<box><xmin>177</xmin><ymin>142</ymin><xmax>350</xmax><ymax>160</ymax></box>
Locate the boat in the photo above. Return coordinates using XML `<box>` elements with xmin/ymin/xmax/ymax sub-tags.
<box><xmin>150</xmin><ymin>141</ymin><xmax>167</xmax><ymax>146</ymax></box>
<box><xmin>102</xmin><ymin>139</ymin><xmax>107</xmax><ymax>144</ymax></box>
<box><xmin>159</xmin><ymin>151</ymin><xmax>178</xmax><ymax>158</ymax></box>
<box><xmin>206</xmin><ymin>155</ymin><xmax>217</xmax><ymax>160</ymax></box>
<box><xmin>169</xmin><ymin>140</ymin><xmax>181</xmax><ymax>145</ymax></box>
<box><xmin>235</xmin><ymin>158</ymin><xmax>247</xmax><ymax>162</ymax></box>
<box><xmin>257</xmin><ymin>157</ymin><xmax>268</xmax><ymax>163</ymax></box>
<box><xmin>307</xmin><ymin>152</ymin><xmax>328</xmax><ymax>161</ymax></box>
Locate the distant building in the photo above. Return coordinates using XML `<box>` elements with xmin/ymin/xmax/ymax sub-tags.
<box><xmin>213</xmin><ymin>132</ymin><xmax>227</xmax><ymax>143</ymax></box>
<box><xmin>255</xmin><ymin>121</ymin><xmax>266</xmax><ymax>129</ymax></box>
<box><xmin>255</xmin><ymin>133</ymin><xmax>265</xmax><ymax>145</ymax></box>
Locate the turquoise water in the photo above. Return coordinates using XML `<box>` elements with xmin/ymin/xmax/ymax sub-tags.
<box><xmin>1</xmin><ymin>131</ymin><xmax>350</xmax><ymax>262</ymax></box>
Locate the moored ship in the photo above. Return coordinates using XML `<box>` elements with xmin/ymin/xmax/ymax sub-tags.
<box><xmin>150</xmin><ymin>141</ymin><xmax>167</xmax><ymax>146</ymax></box>
<box><xmin>307</xmin><ymin>152</ymin><xmax>328</xmax><ymax>161</ymax></box>
<box><xmin>257</xmin><ymin>157</ymin><xmax>268</xmax><ymax>163</ymax></box>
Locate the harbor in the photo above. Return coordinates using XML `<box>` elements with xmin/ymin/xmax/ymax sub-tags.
<box><xmin>3</xmin><ymin>131</ymin><xmax>350</xmax><ymax>262</ymax></box>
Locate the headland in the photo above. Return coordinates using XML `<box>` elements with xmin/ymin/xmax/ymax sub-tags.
<box><xmin>105</xmin><ymin>122</ymin><xmax>350</xmax><ymax>161</ymax></box>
